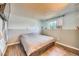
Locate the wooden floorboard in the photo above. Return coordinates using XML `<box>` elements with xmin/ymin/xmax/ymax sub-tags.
<box><xmin>4</xmin><ymin>44</ymin><xmax>77</xmax><ymax>56</ymax></box>
<box><xmin>4</xmin><ymin>44</ymin><xmax>26</xmax><ymax>56</ymax></box>
<box><xmin>41</xmin><ymin>44</ymin><xmax>77</xmax><ymax>56</ymax></box>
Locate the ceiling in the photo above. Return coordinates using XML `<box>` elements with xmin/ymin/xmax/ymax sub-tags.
<box><xmin>9</xmin><ymin>3</ymin><xmax>69</xmax><ymax>20</ymax></box>
<box><xmin>17</xmin><ymin>4</ymin><xmax>67</xmax><ymax>13</ymax></box>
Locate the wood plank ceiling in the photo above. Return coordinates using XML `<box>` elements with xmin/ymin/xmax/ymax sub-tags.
<box><xmin>11</xmin><ymin>3</ymin><xmax>68</xmax><ymax>19</ymax></box>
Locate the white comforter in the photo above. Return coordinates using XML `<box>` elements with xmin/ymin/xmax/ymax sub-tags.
<box><xmin>20</xmin><ymin>34</ymin><xmax>56</xmax><ymax>56</ymax></box>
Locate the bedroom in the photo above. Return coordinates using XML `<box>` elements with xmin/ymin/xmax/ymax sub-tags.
<box><xmin>0</xmin><ymin>3</ymin><xmax>79</xmax><ymax>56</ymax></box>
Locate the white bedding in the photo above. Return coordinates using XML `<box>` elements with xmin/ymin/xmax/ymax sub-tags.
<box><xmin>20</xmin><ymin>34</ymin><xmax>56</xmax><ymax>56</ymax></box>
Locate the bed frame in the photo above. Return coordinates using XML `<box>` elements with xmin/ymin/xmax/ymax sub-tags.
<box><xmin>29</xmin><ymin>42</ymin><xmax>55</xmax><ymax>56</ymax></box>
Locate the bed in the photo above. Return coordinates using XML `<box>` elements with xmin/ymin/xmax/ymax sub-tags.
<box><xmin>20</xmin><ymin>33</ymin><xmax>56</xmax><ymax>56</ymax></box>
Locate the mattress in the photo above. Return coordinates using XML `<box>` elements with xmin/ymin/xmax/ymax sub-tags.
<box><xmin>20</xmin><ymin>33</ymin><xmax>56</xmax><ymax>56</ymax></box>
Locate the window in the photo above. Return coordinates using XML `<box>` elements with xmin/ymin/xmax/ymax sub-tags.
<box><xmin>48</xmin><ymin>20</ymin><xmax>57</xmax><ymax>29</ymax></box>
<box><xmin>42</xmin><ymin>17</ymin><xmax>63</xmax><ymax>30</ymax></box>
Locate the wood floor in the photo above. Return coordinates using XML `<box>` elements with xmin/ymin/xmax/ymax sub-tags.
<box><xmin>5</xmin><ymin>44</ymin><xmax>26</xmax><ymax>56</ymax></box>
<box><xmin>4</xmin><ymin>44</ymin><xmax>77</xmax><ymax>56</ymax></box>
<box><xmin>41</xmin><ymin>44</ymin><xmax>77</xmax><ymax>56</ymax></box>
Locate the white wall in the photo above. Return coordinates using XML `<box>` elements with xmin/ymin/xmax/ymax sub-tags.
<box><xmin>8</xmin><ymin>14</ymin><xmax>41</xmax><ymax>34</ymax></box>
<box><xmin>63</xmin><ymin>13</ymin><xmax>77</xmax><ymax>30</ymax></box>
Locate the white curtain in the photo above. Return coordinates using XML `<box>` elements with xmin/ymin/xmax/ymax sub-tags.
<box><xmin>0</xmin><ymin>18</ymin><xmax>2</xmax><ymax>32</ymax></box>
<box><xmin>0</xmin><ymin>18</ymin><xmax>7</xmax><ymax>56</ymax></box>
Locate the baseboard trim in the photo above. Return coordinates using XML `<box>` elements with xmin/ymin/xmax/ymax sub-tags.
<box><xmin>56</xmin><ymin>42</ymin><xmax>79</xmax><ymax>55</ymax></box>
<box><xmin>7</xmin><ymin>41</ymin><xmax>20</xmax><ymax>47</ymax></box>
